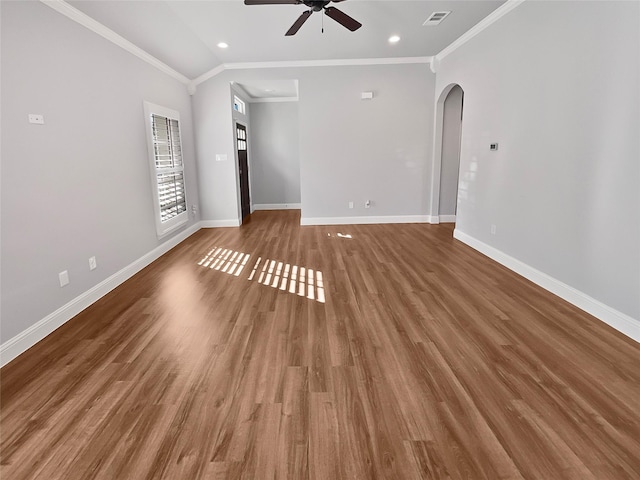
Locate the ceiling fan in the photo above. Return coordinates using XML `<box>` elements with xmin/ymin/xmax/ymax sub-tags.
<box><xmin>244</xmin><ymin>0</ymin><xmax>362</xmax><ymax>36</ymax></box>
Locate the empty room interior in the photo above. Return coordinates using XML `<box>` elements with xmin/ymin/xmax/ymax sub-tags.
<box><xmin>1</xmin><ymin>0</ymin><xmax>639</xmax><ymax>478</ymax></box>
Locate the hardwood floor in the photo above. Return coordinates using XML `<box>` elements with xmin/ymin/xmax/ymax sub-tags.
<box><xmin>2</xmin><ymin>210</ymin><xmax>639</xmax><ymax>479</ymax></box>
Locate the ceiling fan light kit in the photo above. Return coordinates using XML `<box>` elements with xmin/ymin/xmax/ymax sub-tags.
<box><xmin>244</xmin><ymin>0</ymin><xmax>362</xmax><ymax>36</ymax></box>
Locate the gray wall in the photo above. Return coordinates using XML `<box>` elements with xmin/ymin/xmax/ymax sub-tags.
<box><xmin>298</xmin><ymin>65</ymin><xmax>434</xmax><ymax>219</ymax></box>
<box><xmin>435</xmin><ymin>0</ymin><xmax>640</xmax><ymax>319</ymax></box>
<box><xmin>439</xmin><ymin>85</ymin><xmax>463</xmax><ymax>217</ymax></box>
<box><xmin>0</xmin><ymin>1</ymin><xmax>199</xmax><ymax>342</ymax></box>
<box><xmin>191</xmin><ymin>63</ymin><xmax>436</xmax><ymax>224</ymax></box>
<box><xmin>249</xmin><ymin>102</ymin><xmax>301</xmax><ymax>206</ymax></box>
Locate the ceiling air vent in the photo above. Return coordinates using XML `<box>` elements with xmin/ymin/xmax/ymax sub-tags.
<box><xmin>423</xmin><ymin>11</ymin><xmax>451</xmax><ymax>26</ymax></box>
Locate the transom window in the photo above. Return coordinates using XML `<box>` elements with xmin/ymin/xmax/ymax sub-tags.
<box><xmin>233</xmin><ymin>95</ymin><xmax>246</xmax><ymax>115</ymax></box>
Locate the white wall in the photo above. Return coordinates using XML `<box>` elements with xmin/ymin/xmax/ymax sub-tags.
<box><xmin>249</xmin><ymin>102</ymin><xmax>301</xmax><ymax>207</ymax></box>
<box><xmin>191</xmin><ymin>63</ymin><xmax>435</xmax><ymax>224</ymax></box>
<box><xmin>0</xmin><ymin>1</ymin><xmax>199</xmax><ymax>343</ymax></box>
<box><xmin>439</xmin><ymin>85</ymin><xmax>463</xmax><ymax>217</ymax></box>
<box><xmin>436</xmin><ymin>0</ymin><xmax>640</xmax><ymax>321</ymax></box>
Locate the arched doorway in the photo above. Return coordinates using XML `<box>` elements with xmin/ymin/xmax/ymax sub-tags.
<box><xmin>431</xmin><ymin>84</ymin><xmax>464</xmax><ymax>224</ymax></box>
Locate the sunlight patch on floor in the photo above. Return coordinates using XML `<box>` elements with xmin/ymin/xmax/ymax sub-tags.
<box><xmin>197</xmin><ymin>246</ymin><xmax>250</xmax><ymax>277</ymax></box>
<box><xmin>252</xmin><ymin>258</ymin><xmax>325</xmax><ymax>304</ymax></box>
<box><xmin>198</xmin><ymin>248</ymin><xmax>326</xmax><ymax>304</ymax></box>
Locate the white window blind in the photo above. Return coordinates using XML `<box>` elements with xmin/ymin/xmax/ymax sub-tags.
<box><xmin>144</xmin><ymin>102</ymin><xmax>188</xmax><ymax>236</ymax></box>
<box><xmin>152</xmin><ymin>114</ymin><xmax>186</xmax><ymax>222</ymax></box>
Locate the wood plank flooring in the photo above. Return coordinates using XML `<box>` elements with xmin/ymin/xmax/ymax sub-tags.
<box><xmin>2</xmin><ymin>210</ymin><xmax>639</xmax><ymax>479</ymax></box>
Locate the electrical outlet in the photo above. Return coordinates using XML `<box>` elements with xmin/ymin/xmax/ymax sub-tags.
<box><xmin>348</xmin><ymin>201</ymin><xmax>354</xmax><ymax>209</ymax></box>
<box><xmin>491</xmin><ymin>224</ymin><xmax>497</xmax><ymax>235</ymax></box>
<box><xmin>365</xmin><ymin>200</ymin><xmax>371</xmax><ymax>209</ymax></box>
<box><xmin>28</xmin><ymin>114</ymin><xmax>45</xmax><ymax>124</ymax></box>
<box><xmin>89</xmin><ymin>256</ymin><xmax>97</xmax><ymax>270</ymax></box>
<box><xmin>59</xmin><ymin>270</ymin><xmax>69</xmax><ymax>287</ymax></box>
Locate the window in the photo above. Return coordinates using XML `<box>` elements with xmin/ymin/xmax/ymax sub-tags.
<box><xmin>233</xmin><ymin>95</ymin><xmax>246</xmax><ymax>115</ymax></box>
<box><xmin>144</xmin><ymin>102</ymin><xmax>188</xmax><ymax>237</ymax></box>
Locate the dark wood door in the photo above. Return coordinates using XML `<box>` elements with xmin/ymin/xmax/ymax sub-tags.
<box><xmin>236</xmin><ymin>123</ymin><xmax>251</xmax><ymax>221</ymax></box>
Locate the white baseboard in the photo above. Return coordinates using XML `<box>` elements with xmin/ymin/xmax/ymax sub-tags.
<box><xmin>301</xmin><ymin>215</ymin><xmax>432</xmax><ymax>226</ymax></box>
<box><xmin>253</xmin><ymin>203</ymin><xmax>301</xmax><ymax>210</ymax></box>
<box><xmin>200</xmin><ymin>219</ymin><xmax>241</xmax><ymax>228</ymax></box>
<box><xmin>430</xmin><ymin>215</ymin><xmax>456</xmax><ymax>224</ymax></box>
<box><xmin>1</xmin><ymin>222</ymin><xmax>203</xmax><ymax>367</ymax></box>
<box><xmin>453</xmin><ymin>229</ymin><xmax>640</xmax><ymax>343</ymax></box>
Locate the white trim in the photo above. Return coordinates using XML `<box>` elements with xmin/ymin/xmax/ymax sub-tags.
<box><xmin>190</xmin><ymin>65</ymin><xmax>225</xmax><ymax>90</ymax></box>
<box><xmin>37</xmin><ymin>2</ymin><xmax>433</xmax><ymax>92</ymax></box>
<box><xmin>301</xmin><ymin>215</ymin><xmax>432</xmax><ymax>226</ymax></box>
<box><xmin>225</xmin><ymin>57</ymin><xmax>432</xmax><ymax>70</ymax></box>
<box><xmin>191</xmin><ymin>57</ymin><xmax>433</xmax><ymax>87</ymax></box>
<box><xmin>200</xmin><ymin>219</ymin><xmax>241</xmax><ymax>228</ymax></box>
<box><xmin>231</xmin><ymin>82</ymin><xmax>252</xmax><ymax>103</ymax></box>
<box><xmin>40</xmin><ymin>1</ymin><xmax>190</xmax><ymax>85</ymax></box>
<box><xmin>436</xmin><ymin>0</ymin><xmax>526</xmax><ymax>62</ymax></box>
<box><xmin>249</xmin><ymin>97</ymin><xmax>299</xmax><ymax>104</ymax></box>
<box><xmin>0</xmin><ymin>223</ymin><xmax>202</xmax><ymax>367</ymax></box>
<box><xmin>439</xmin><ymin>215</ymin><xmax>456</xmax><ymax>223</ymax></box>
<box><xmin>253</xmin><ymin>203</ymin><xmax>301</xmax><ymax>210</ymax></box>
<box><xmin>453</xmin><ymin>229</ymin><xmax>640</xmax><ymax>344</ymax></box>
<box><xmin>430</xmin><ymin>57</ymin><xmax>440</xmax><ymax>74</ymax></box>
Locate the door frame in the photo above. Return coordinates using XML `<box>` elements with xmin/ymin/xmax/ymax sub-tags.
<box><xmin>234</xmin><ymin>120</ymin><xmax>252</xmax><ymax>222</ymax></box>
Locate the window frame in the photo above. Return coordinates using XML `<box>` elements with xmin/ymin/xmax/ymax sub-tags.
<box><xmin>143</xmin><ymin>101</ymin><xmax>188</xmax><ymax>237</ymax></box>
<box><xmin>233</xmin><ymin>95</ymin><xmax>246</xmax><ymax>115</ymax></box>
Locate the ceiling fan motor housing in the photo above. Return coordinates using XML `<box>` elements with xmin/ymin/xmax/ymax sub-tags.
<box><xmin>304</xmin><ymin>1</ymin><xmax>331</xmax><ymax>12</ymax></box>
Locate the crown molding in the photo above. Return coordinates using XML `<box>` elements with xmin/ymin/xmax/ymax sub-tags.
<box><xmin>40</xmin><ymin>0</ymin><xmax>191</xmax><ymax>85</ymax></box>
<box><xmin>191</xmin><ymin>56</ymin><xmax>433</xmax><ymax>88</ymax></box>
<box><xmin>190</xmin><ymin>65</ymin><xmax>226</xmax><ymax>91</ymax></box>
<box><xmin>41</xmin><ymin>0</ymin><xmax>519</xmax><ymax>93</ymax></box>
<box><xmin>436</xmin><ymin>0</ymin><xmax>526</xmax><ymax>63</ymax></box>
<box><xmin>37</xmin><ymin>3</ymin><xmax>433</xmax><ymax>95</ymax></box>
<box><xmin>249</xmin><ymin>97</ymin><xmax>299</xmax><ymax>104</ymax></box>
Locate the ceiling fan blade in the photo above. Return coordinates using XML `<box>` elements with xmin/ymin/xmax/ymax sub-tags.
<box><xmin>244</xmin><ymin>0</ymin><xmax>300</xmax><ymax>5</ymax></box>
<box><xmin>324</xmin><ymin>6</ymin><xmax>362</xmax><ymax>32</ymax></box>
<box><xmin>285</xmin><ymin>10</ymin><xmax>312</xmax><ymax>36</ymax></box>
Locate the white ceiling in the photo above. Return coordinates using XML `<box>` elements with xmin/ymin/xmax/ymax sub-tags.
<box><xmin>68</xmin><ymin>1</ymin><xmax>505</xmax><ymax>80</ymax></box>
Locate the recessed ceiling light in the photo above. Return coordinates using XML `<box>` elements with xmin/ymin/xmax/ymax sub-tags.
<box><xmin>264</xmin><ymin>89</ymin><xmax>275</xmax><ymax>93</ymax></box>
<box><xmin>217</xmin><ymin>42</ymin><xmax>228</xmax><ymax>49</ymax></box>
<box><xmin>388</xmin><ymin>35</ymin><xmax>400</xmax><ymax>44</ymax></box>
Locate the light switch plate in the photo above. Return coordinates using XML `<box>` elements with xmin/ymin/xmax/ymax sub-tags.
<box><xmin>215</xmin><ymin>154</ymin><xmax>227</xmax><ymax>162</ymax></box>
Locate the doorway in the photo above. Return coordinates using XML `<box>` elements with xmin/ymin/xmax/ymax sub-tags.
<box><xmin>236</xmin><ymin>123</ymin><xmax>251</xmax><ymax>221</ymax></box>
<box><xmin>431</xmin><ymin>83</ymin><xmax>464</xmax><ymax>225</ymax></box>
<box><xmin>439</xmin><ymin>85</ymin><xmax>464</xmax><ymax>222</ymax></box>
